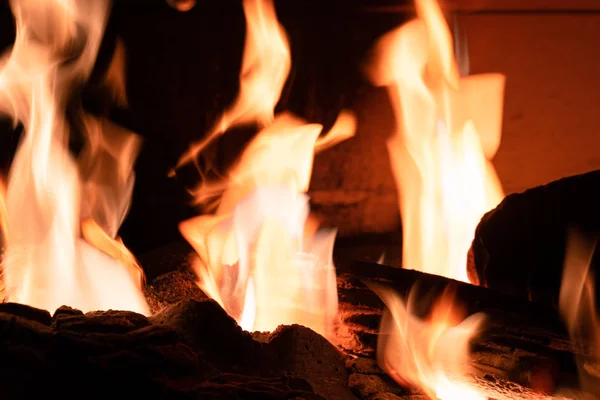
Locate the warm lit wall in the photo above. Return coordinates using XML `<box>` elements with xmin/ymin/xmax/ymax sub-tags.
<box><xmin>312</xmin><ymin>6</ymin><xmax>600</xmax><ymax>237</ymax></box>
<box><xmin>460</xmin><ymin>12</ymin><xmax>600</xmax><ymax>195</ymax></box>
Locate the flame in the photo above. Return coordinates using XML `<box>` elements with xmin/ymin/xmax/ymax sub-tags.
<box><xmin>368</xmin><ymin>0</ymin><xmax>505</xmax><ymax>282</ymax></box>
<box><xmin>173</xmin><ymin>0</ymin><xmax>291</xmax><ymax>171</ymax></box>
<box><xmin>559</xmin><ymin>230</ymin><xmax>600</xmax><ymax>394</ymax></box>
<box><xmin>0</xmin><ymin>175</ymin><xmax>7</xmax><ymax>242</ymax></box>
<box><xmin>180</xmin><ymin>112</ymin><xmax>353</xmax><ymax>337</ymax></box>
<box><xmin>178</xmin><ymin>0</ymin><xmax>354</xmax><ymax>336</ymax></box>
<box><xmin>370</xmin><ymin>283</ymin><xmax>486</xmax><ymax>400</ymax></box>
<box><xmin>0</xmin><ymin>0</ymin><xmax>149</xmax><ymax>315</ymax></box>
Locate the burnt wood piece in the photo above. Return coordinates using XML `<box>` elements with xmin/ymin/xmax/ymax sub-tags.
<box><xmin>0</xmin><ymin>299</ymin><xmax>354</xmax><ymax>400</ymax></box>
<box><xmin>143</xmin><ymin>249</ymin><xmax>595</xmax><ymax>398</ymax></box>
<box><xmin>469</xmin><ymin>169</ymin><xmax>600</xmax><ymax>308</ymax></box>
<box><xmin>335</xmin><ymin>261</ymin><xmax>599</xmax><ymax>398</ymax></box>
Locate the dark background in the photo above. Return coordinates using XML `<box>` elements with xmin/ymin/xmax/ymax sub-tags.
<box><xmin>0</xmin><ymin>0</ymin><xmax>408</xmax><ymax>256</ymax></box>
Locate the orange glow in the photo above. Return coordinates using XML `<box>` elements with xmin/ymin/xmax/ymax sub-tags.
<box><xmin>369</xmin><ymin>283</ymin><xmax>486</xmax><ymax>400</ymax></box>
<box><xmin>174</xmin><ymin>0</ymin><xmax>291</xmax><ymax>171</ymax></box>
<box><xmin>559</xmin><ymin>230</ymin><xmax>600</xmax><ymax>394</ymax></box>
<box><xmin>0</xmin><ymin>0</ymin><xmax>148</xmax><ymax>315</ymax></box>
<box><xmin>368</xmin><ymin>0</ymin><xmax>505</xmax><ymax>283</ymax></box>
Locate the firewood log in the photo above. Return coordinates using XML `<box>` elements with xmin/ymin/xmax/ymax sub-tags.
<box><xmin>336</xmin><ymin>260</ymin><xmax>598</xmax><ymax>398</ymax></box>
<box><xmin>469</xmin><ymin>170</ymin><xmax>600</xmax><ymax>308</ymax></box>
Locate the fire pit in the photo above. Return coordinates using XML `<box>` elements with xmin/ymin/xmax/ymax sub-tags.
<box><xmin>0</xmin><ymin>0</ymin><xmax>599</xmax><ymax>399</ymax></box>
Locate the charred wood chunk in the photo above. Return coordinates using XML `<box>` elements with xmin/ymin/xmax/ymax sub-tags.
<box><xmin>470</xmin><ymin>170</ymin><xmax>600</xmax><ymax>307</ymax></box>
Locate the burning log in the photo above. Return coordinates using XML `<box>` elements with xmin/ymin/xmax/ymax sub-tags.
<box><xmin>469</xmin><ymin>170</ymin><xmax>600</xmax><ymax>307</ymax></box>
<box><xmin>335</xmin><ymin>260</ymin><xmax>599</xmax><ymax>398</ymax></box>
<box><xmin>138</xmin><ymin>243</ymin><xmax>595</xmax><ymax>399</ymax></box>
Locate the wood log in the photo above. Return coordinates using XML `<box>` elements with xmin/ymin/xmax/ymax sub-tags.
<box><xmin>335</xmin><ymin>260</ymin><xmax>600</xmax><ymax>399</ymax></box>
<box><xmin>469</xmin><ymin>170</ymin><xmax>600</xmax><ymax>308</ymax></box>
<box><xmin>141</xmin><ymin>245</ymin><xmax>598</xmax><ymax>399</ymax></box>
<box><xmin>0</xmin><ymin>299</ymin><xmax>352</xmax><ymax>400</ymax></box>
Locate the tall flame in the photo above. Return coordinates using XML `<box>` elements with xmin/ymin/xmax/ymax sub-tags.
<box><xmin>368</xmin><ymin>0</ymin><xmax>505</xmax><ymax>283</ymax></box>
<box><xmin>180</xmin><ymin>111</ymin><xmax>354</xmax><ymax>337</ymax></box>
<box><xmin>0</xmin><ymin>0</ymin><xmax>148</xmax><ymax>315</ymax></box>
<box><xmin>369</xmin><ymin>283</ymin><xmax>486</xmax><ymax>400</ymax></box>
<box><xmin>173</xmin><ymin>0</ymin><xmax>291</xmax><ymax>171</ymax></box>
<box><xmin>365</xmin><ymin>0</ymin><xmax>503</xmax><ymax>396</ymax></box>
<box><xmin>559</xmin><ymin>230</ymin><xmax>600</xmax><ymax>395</ymax></box>
<box><xmin>179</xmin><ymin>0</ymin><xmax>355</xmax><ymax>337</ymax></box>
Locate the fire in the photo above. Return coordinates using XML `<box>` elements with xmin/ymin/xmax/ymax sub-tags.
<box><xmin>559</xmin><ymin>229</ymin><xmax>600</xmax><ymax>394</ymax></box>
<box><xmin>368</xmin><ymin>0</ymin><xmax>505</xmax><ymax>283</ymax></box>
<box><xmin>180</xmin><ymin>111</ymin><xmax>355</xmax><ymax>336</ymax></box>
<box><xmin>173</xmin><ymin>0</ymin><xmax>291</xmax><ymax>171</ymax></box>
<box><xmin>0</xmin><ymin>0</ymin><xmax>149</xmax><ymax>315</ymax></box>
<box><xmin>364</xmin><ymin>0</ymin><xmax>505</xmax><ymax>396</ymax></box>
<box><xmin>178</xmin><ymin>0</ymin><xmax>355</xmax><ymax>337</ymax></box>
<box><xmin>369</xmin><ymin>282</ymin><xmax>486</xmax><ymax>400</ymax></box>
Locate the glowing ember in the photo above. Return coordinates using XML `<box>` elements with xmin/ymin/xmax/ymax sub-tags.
<box><xmin>368</xmin><ymin>0</ymin><xmax>505</xmax><ymax>283</ymax></box>
<box><xmin>0</xmin><ymin>0</ymin><xmax>149</xmax><ymax>315</ymax></box>
<box><xmin>559</xmin><ymin>229</ymin><xmax>600</xmax><ymax>395</ymax></box>
<box><xmin>369</xmin><ymin>282</ymin><xmax>486</xmax><ymax>400</ymax></box>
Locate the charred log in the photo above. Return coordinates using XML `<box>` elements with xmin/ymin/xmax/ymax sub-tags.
<box><xmin>336</xmin><ymin>260</ymin><xmax>597</xmax><ymax>398</ymax></box>
<box><xmin>141</xmin><ymin>246</ymin><xmax>597</xmax><ymax>399</ymax></box>
<box><xmin>0</xmin><ymin>298</ymin><xmax>352</xmax><ymax>400</ymax></box>
<box><xmin>469</xmin><ymin>169</ymin><xmax>600</xmax><ymax>308</ymax></box>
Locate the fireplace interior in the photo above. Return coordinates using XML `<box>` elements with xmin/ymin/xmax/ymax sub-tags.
<box><xmin>1</xmin><ymin>0</ymin><xmax>600</xmax><ymax>399</ymax></box>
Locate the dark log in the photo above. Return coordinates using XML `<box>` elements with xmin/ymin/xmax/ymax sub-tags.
<box><xmin>0</xmin><ymin>297</ymin><xmax>354</xmax><ymax>400</ymax></box>
<box><xmin>469</xmin><ymin>170</ymin><xmax>600</xmax><ymax>308</ymax></box>
<box><xmin>335</xmin><ymin>260</ymin><xmax>600</xmax><ymax>398</ymax></box>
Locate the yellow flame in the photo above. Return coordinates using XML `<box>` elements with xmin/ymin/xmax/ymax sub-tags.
<box><xmin>368</xmin><ymin>0</ymin><xmax>505</xmax><ymax>283</ymax></box>
<box><xmin>178</xmin><ymin>0</ymin><xmax>354</xmax><ymax>336</ymax></box>
<box><xmin>180</xmin><ymin>112</ymin><xmax>352</xmax><ymax>337</ymax></box>
<box><xmin>0</xmin><ymin>0</ymin><xmax>148</xmax><ymax>315</ymax></box>
<box><xmin>559</xmin><ymin>229</ymin><xmax>600</xmax><ymax>394</ymax></box>
<box><xmin>365</xmin><ymin>0</ymin><xmax>503</xmax><ymax>396</ymax></box>
<box><xmin>370</xmin><ymin>283</ymin><xmax>486</xmax><ymax>400</ymax></box>
<box><xmin>174</xmin><ymin>0</ymin><xmax>291</xmax><ymax>171</ymax></box>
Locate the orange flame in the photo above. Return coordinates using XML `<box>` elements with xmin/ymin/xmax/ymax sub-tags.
<box><xmin>559</xmin><ymin>230</ymin><xmax>600</xmax><ymax>394</ymax></box>
<box><xmin>180</xmin><ymin>112</ymin><xmax>354</xmax><ymax>337</ymax></box>
<box><xmin>178</xmin><ymin>0</ymin><xmax>355</xmax><ymax>336</ymax></box>
<box><xmin>173</xmin><ymin>0</ymin><xmax>291</xmax><ymax>171</ymax></box>
<box><xmin>369</xmin><ymin>283</ymin><xmax>486</xmax><ymax>400</ymax></box>
<box><xmin>368</xmin><ymin>0</ymin><xmax>505</xmax><ymax>283</ymax></box>
<box><xmin>0</xmin><ymin>0</ymin><xmax>148</xmax><ymax>315</ymax></box>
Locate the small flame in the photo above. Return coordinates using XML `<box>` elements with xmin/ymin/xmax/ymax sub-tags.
<box><xmin>559</xmin><ymin>229</ymin><xmax>600</xmax><ymax>394</ymax></box>
<box><xmin>0</xmin><ymin>0</ymin><xmax>148</xmax><ymax>315</ymax></box>
<box><xmin>368</xmin><ymin>0</ymin><xmax>505</xmax><ymax>283</ymax></box>
<box><xmin>369</xmin><ymin>282</ymin><xmax>486</xmax><ymax>400</ymax></box>
<box><xmin>173</xmin><ymin>0</ymin><xmax>291</xmax><ymax>171</ymax></box>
